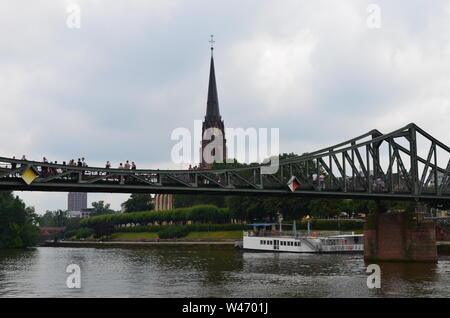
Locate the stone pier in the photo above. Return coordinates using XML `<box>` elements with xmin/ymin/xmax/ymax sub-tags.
<box><xmin>154</xmin><ymin>194</ymin><xmax>173</xmax><ymax>211</ymax></box>
<box><xmin>364</xmin><ymin>211</ymin><xmax>437</xmax><ymax>263</ymax></box>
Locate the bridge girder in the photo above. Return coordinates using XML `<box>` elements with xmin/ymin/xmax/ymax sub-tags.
<box><xmin>0</xmin><ymin>123</ymin><xmax>449</xmax><ymax>201</ymax></box>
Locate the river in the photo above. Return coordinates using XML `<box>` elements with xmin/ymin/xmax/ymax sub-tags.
<box><xmin>0</xmin><ymin>246</ymin><xmax>449</xmax><ymax>298</ymax></box>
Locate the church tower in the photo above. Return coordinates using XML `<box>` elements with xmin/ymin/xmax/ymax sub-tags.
<box><xmin>200</xmin><ymin>36</ymin><xmax>227</xmax><ymax>169</ymax></box>
<box><xmin>154</xmin><ymin>37</ymin><xmax>227</xmax><ymax>211</ymax></box>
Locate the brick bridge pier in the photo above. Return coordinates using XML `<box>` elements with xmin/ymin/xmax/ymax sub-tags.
<box><xmin>364</xmin><ymin>203</ymin><xmax>437</xmax><ymax>263</ymax></box>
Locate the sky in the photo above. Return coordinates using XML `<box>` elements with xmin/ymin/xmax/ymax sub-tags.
<box><xmin>1</xmin><ymin>0</ymin><xmax>450</xmax><ymax>214</ymax></box>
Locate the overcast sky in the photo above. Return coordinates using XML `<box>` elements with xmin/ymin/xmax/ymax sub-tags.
<box><xmin>1</xmin><ymin>0</ymin><xmax>450</xmax><ymax>214</ymax></box>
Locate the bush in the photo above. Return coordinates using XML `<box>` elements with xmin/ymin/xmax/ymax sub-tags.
<box><xmin>116</xmin><ymin>223</ymin><xmax>246</xmax><ymax>233</ymax></box>
<box><xmin>64</xmin><ymin>230</ymin><xmax>77</xmax><ymax>238</ymax></box>
<box><xmin>80</xmin><ymin>205</ymin><xmax>232</xmax><ymax>228</ymax></box>
<box><xmin>75</xmin><ymin>228</ymin><xmax>94</xmax><ymax>239</ymax></box>
<box><xmin>94</xmin><ymin>222</ymin><xmax>115</xmax><ymax>238</ymax></box>
<box><xmin>295</xmin><ymin>219</ymin><xmax>364</xmax><ymax>231</ymax></box>
<box><xmin>158</xmin><ymin>226</ymin><xmax>190</xmax><ymax>239</ymax></box>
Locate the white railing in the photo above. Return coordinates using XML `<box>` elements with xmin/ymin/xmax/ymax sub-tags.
<box><xmin>243</xmin><ymin>230</ymin><xmax>356</xmax><ymax>238</ymax></box>
<box><xmin>320</xmin><ymin>244</ymin><xmax>363</xmax><ymax>252</ymax></box>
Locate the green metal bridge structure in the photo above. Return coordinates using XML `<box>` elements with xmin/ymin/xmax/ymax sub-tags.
<box><xmin>0</xmin><ymin>123</ymin><xmax>449</xmax><ymax>203</ymax></box>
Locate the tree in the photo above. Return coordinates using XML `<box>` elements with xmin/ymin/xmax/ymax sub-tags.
<box><xmin>122</xmin><ymin>194</ymin><xmax>154</xmax><ymax>213</ymax></box>
<box><xmin>38</xmin><ymin>209</ymin><xmax>69</xmax><ymax>227</ymax></box>
<box><xmin>91</xmin><ymin>200</ymin><xmax>114</xmax><ymax>216</ymax></box>
<box><xmin>174</xmin><ymin>194</ymin><xmax>225</xmax><ymax>208</ymax></box>
<box><xmin>0</xmin><ymin>191</ymin><xmax>39</xmax><ymax>249</ymax></box>
<box><xmin>308</xmin><ymin>199</ymin><xmax>342</xmax><ymax>218</ymax></box>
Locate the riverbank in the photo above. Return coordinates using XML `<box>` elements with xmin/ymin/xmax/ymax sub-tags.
<box><xmin>42</xmin><ymin>239</ymin><xmax>450</xmax><ymax>255</ymax></box>
<box><xmin>41</xmin><ymin>240</ymin><xmax>237</xmax><ymax>248</ymax></box>
<box><xmin>40</xmin><ymin>238</ymin><xmax>450</xmax><ymax>255</ymax></box>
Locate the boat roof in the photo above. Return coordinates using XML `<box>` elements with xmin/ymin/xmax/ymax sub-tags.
<box><xmin>327</xmin><ymin>234</ymin><xmax>364</xmax><ymax>238</ymax></box>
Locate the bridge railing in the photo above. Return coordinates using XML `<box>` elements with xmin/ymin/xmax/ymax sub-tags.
<box><xmin>0</xmin><ymin>123</ymin><xmax>449</xmax><ymax>199</ymax></box>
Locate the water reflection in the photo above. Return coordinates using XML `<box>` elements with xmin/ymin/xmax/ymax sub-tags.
<box><xmin>371</xmin><ymin>261</ymin><xmax>439</xmax><ymax>297</ymax></box>
<box><xmin>0</xmin><ymin>247</ymin><xmax>448</xmax><ymax>298</ymax></box>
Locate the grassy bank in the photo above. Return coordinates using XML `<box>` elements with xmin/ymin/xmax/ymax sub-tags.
<box><xmin>111</xmin><ymin>232</ymin><xmax>159</xmax><ymax>240</ymax></box>
<box><xmin>183</xmin><ymin>231</ymin><xmax>242</xmax><ymax>239</ymax></box>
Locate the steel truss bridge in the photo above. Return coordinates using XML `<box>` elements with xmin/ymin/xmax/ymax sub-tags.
<box><xmin>0</xmin><ymin>123</ymin><xmax>449</xmax><ymax>202</ymax></box>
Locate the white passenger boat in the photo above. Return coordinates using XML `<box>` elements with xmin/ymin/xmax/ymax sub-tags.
<box><xmin>241</xmin><ymin>223</ymin><xmax>363</xmax><ymax>253</ymax></box>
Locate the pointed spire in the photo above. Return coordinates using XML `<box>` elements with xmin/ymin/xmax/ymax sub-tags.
<box><xmin>206</xmin><ymin>36</ymin><xmax>220</xmax><ymax>120</ymax></box>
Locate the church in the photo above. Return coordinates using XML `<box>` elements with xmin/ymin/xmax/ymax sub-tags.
<box><xmin>154</xmin><ymin>39</ymin><xmax>227</xmax><ymax>211</ymax></box>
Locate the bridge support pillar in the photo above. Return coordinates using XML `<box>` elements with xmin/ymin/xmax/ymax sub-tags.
<box><xmin>154</xmin><ymin>194</ymin><xmax>173</xmax><ymax>211</ymax></box>
<box><xmin>364</xmin><ymin>208</ymin><xmax>437</xmax><ymax>263</ymax></box>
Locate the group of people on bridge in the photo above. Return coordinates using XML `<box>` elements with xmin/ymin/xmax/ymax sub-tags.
<box><xmin>5</xmin><ymin>156</ymin><xmax>139</xmax><ymax>178</ymax></box>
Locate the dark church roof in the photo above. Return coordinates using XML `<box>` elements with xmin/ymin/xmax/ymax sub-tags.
<box><xmin>205</xmin><ymin>54</ymin><xmax>221</xmax><ymax>120</ymax></box>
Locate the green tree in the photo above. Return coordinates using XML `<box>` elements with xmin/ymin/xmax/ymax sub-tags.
<box><xmin>122</xmin><ymin>194</ymin><xmax>154</xmax><ymax>213</ymax></box>
<box><xmin>174</xmin><ymin>194</ymin><xmax>225</xmax><ymax>208</ymax></box>
<box><xmin>0</xmin><ymin>191</ymin><xmax>39</xmax><ymax>249</ymax></box>
<box><xmin>91</xmin><ymin>200</ymin><xmax>115</xmax><ymax>216</ymax></box>
<box><xmin>308</xmin><ymin>199</ymin><xmax>342</xmax><ymax>218</ymax></box>
<box><xmin>38</xmin><ymin>209</ymin><xmax>69</xmax><ymax>227</ymax></box>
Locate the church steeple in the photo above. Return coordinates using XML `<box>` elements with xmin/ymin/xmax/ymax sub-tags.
<box><xmin>206</xmin><ymin>35</ymin><xmax>221</xmax><ymax>120</ymax></box>
<box><xmin>201</xmin><ymin>35</ymin><xmax>226</xmax><ymax>169</ymax></box>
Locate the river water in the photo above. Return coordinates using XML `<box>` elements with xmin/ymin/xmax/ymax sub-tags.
<box><xmin>0</xmin><ymin>245</ymin><xmax>449</xmax><ymax>298</ymax></box>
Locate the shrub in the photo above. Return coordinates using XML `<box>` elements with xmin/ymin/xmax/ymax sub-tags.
<box><xmin>157</xmin><ymin>226</ymin><xmax>190</xmax><ymax>239</ymax></box>
<box><xmin>75</xmin><ymin>228</ymin><xmax>94</xmax><ymax>239</ymax></box>
<box><xmin>116</xmin><ymin>223</ymin><xmax>246</xmax><ymax>233</ymax></box>
<box><xmin>80</xmin><ymin>205</ymin><xmax>232</xmax><ymax>228</ymax></box>
<box><xmin>94</xmin><ymin>222</ymin><xmax>115</xmax><ymax>238</ymax></box>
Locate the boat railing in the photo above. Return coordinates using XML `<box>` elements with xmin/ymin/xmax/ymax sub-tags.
<box><xmin>243</xmin><ymin>230</ymin><xmax>355</xmax><ymax>238</ymax></box>
<box><xmin>320</xmin><ymin>244</ymin><xmax>363</xmax><ymax>252</ymax></box>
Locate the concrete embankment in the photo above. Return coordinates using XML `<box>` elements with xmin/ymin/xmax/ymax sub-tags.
<box><xmin>41</xmin><ymin>239</ymin><xmax>237</xmax><ymax>248</ymax></box>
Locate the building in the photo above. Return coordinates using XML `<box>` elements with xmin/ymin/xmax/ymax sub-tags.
<box><xmin>200</xmin><ymin>42</ymin><xmax>227</xmax><ymax>169</ymax></box>
<box><xmin>155</xmin><ymin>40</ymin><xmax>226</xmax><ymax>211</ymax></box>
<box><xmin>68</xmin><ymin>210</ymin><xmax>81</xmax><ymax>218</ymax></box>
<box><xmin>67</xmin><ymin>192</ymin><xmax>87</xmax><ymax>215</ymax></box>
<box><xmin>80</xmin><ymin>208</ymin><xmax>94</xmax><ymax>219</ymax></box>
